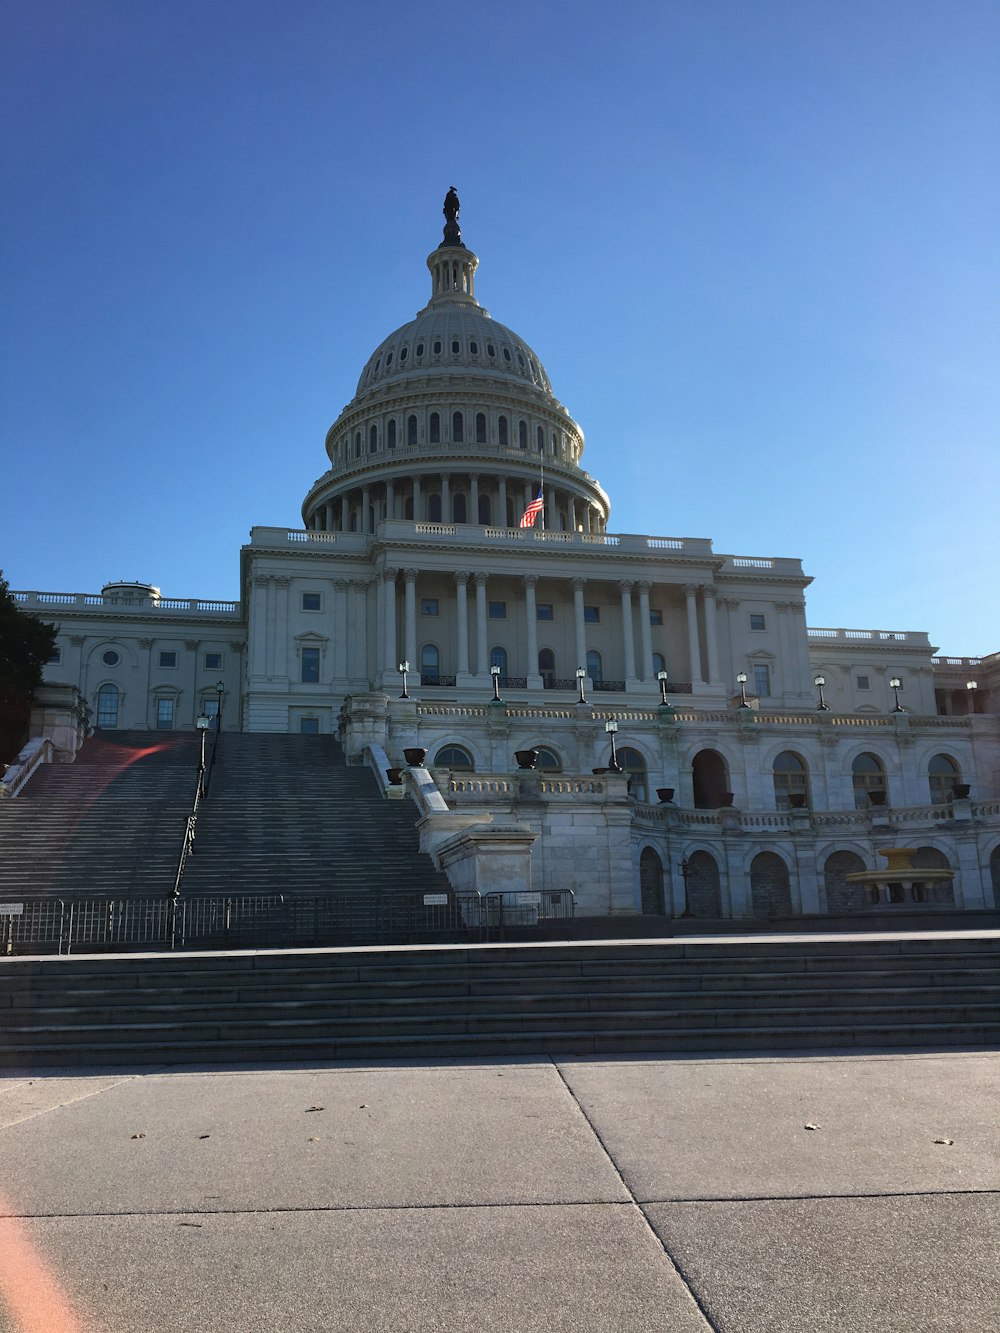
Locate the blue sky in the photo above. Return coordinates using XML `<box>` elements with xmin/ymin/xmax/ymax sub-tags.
<box><xmin>3</xmin><ymin>0</ymin><xmax>998</xmax><ymax>655</ymax></box>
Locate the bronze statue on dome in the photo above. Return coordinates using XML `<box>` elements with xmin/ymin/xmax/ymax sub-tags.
<box><xmin>442</xmin><ymin>186</ymin><xmax>462</xmax><ymax>246</ymax></box>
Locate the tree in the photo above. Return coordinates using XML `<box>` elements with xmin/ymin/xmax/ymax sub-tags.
<box><xmin>0</xmin><ymin>572</ymin><xmax>58</xmax><ymax>762</ymax></box>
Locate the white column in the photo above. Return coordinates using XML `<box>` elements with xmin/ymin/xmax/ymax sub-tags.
<box><xmin>524</xmin><ymin>575</ymin><xmax>539</xmax><ymax>681</ymax></box>
<box><xmin>470</xmin><ymin>474</ymin><xmax>479</xmax><ymax>525</ymax></box>
<box><xmin>441</xmin><ymin>473</ymin><xmax>450</xmax><ymax>523</ymax></box>
<box><xmin>265</xmin><ymin>578</ymin><xmax>277</xmax><ymax>675</ymax></box>
<box><xmin>619</xmin><ymin>580</ymin><xmax>636</xmax><ymax>683</ymax></box>
<box><xmin>545</xmin><ymin>487</ymin><xmax>556</xmax><ymax>531</ymax></box>
<box><xmin>334</xmin><ymin>580</ymin><xmax>348</xmax><ymax>680</ymax></box>
<box><xmin>383</xmin><ymin>567</ymin><xmax>398</xmax><ymax>672</ymax></box>
<box><xmin>475</xmin><ymin>572</ymin><xmax>489</xmax><ymax>674</ymax></box>
<box><xmin>685</xmin><ymin>584</ymin><xmax>703</xmax><ymax>684</ymax></box>
<box><xmin>572</xmin><ymin>578</ymin><xmax>587</xmax><ymax>675</ymax></box>
<box><xmin>637</xmin><ymin>581</ymin><xmax>653</xmax><ymax>682</ymax></box>
<box><xmin>404</xmin><ymin>568</ymin><xmax>417</xmax><ymax>668</ymax></box>
<box><xmin>412</xmin><ymin>477</ymin><xmax>422</xmax><ymax>522</ymax></box>
<box><xmin>704</xmin><ymin>586</ymin><xmax>721</xmax><ymax>684</ymax></box>
<box><xmin>498</xmin><ymin>479</ymin><xmax>507</xmax><ymax>528</ymax></box>
<box><xmin>455</xmin><ymin>572</ymin><xmax>470</xmax><ymax>676</ymax></box>
<box><xmin>324</xmin><ymin>501</ymin><xmax>334</xmax><ymax>531</ymax></box>
<box><xmin>251</xmin><ymin>577</ymin><xmax>269</xmax><ymax>678</ymax></box>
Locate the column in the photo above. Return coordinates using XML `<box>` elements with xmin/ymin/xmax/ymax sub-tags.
<box><xmin>334</xmin><ymin>581</ymin><xmax>348</xmax><ymax>680</ymax></box>
<box><xmin>572</xmin><ymin>578</ymin><xmax>587</xmax><ymax>675</ymax></box>
<box><xmin>637</xmin><ymin>581</ymin><xmax>653</xmax><ymax>682</ymax></box>
<box><xmin>361</xmin><ymin>486</ymin><xmax>370</xmax><ymax>534</ymax></box>
<box><xmin>455</xmin><ymin>572</ymin><xmax>470</xmax><ymax>676</ymax></box>
<box><xmin>475</xmin><ymin>572</ymin><xmax>489</xmax><ymax>675</ymax></box>
<box><xmin>469</xmin><ymin>474</ymin><xmax>479</xmax><ymax>526</ymax></box>
<box><xmin>524</xmin><ymin>575</ymin><xmax>539</xmax><ymax>683</ymax></box>
<box><xmin>685</xmin><ymin>584</ymin><xmax>703</xmax><ymax>684</ymax></box>
<box><xmin>265</xmin><ymin>578</ymin><xmax>277</xmax><ymax>675</ymax></box>
<box><xmin>250</xmin><ymin>577</ymin><xmax>270</xmax><ymax>678</ymax></box>
<box><xmin>275</xmin><ymin>577</ymin><xmax>290</xmax><ymax>679</ymax></box>
<box><xmin>441</xmin><ymin>473</ymin><xmax>450</xmax><ymax>523</ymax></box>
<box><xmin>619</xmin><ymin>581</ymin><xmax>636</xmax><ymax>683</ymax></box>
<box><xmin>412</xmin><ymin>477</ymin><xmax>422</xmax><ymax>522</ymax></box>
<box><xmin>385</xmin><ymin>481</ymin><xmax>395</xmax><ymax>522</ymax></box>
<box><xmin>403</xmin><ymin>568</ymin><xmax>417</xmax><ymax>668</ymax></box>
<box><xmin>498</xmin><ymin>478</ymin><xmax>507</xmax><ymax>528</ymax></box>
<box><xmin>545</xmin><ymin>487</ymin><xmax>556</xmax><ymax>531</ymax></box>
<box><xmin>704</xmin><ymin>586</ymin><xmax>721</xmax><ymax>684</ymax></box>
<box><xmin>383</xmin><ymin>567</ymin><xmax>398</xmax><ymax>672</ymax></box>
<box><xmin>324</xmin><ymin>501</ymin><xmax>334</xmax><ymax>531</ymax></box>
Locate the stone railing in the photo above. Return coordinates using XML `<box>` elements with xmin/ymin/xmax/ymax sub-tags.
<box><xmin>14</xmin><ymin>591</ymin><xmax>240</xmax><ymax>615</ymax></box>
<box><xmin>808</xmin><ymin>626</ymin><xmax>931</xmax><ymax>647</ymax></box>
<box><xmin>632</xmin><ymin>800</ymin><xmax>998</xmax><ymax>834</ymax></box>
<box><xmin>1</xmin><ymin>738</ymin><xmax>54</xmax><ymax>798</ymax></box>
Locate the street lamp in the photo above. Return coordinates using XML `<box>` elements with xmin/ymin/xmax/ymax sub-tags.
<box><xmin>215</xmin><ymin>679</ymin><xmax>224</xmax><ymax>729</ymax></box>
<box><xmin>575</xmin><ymin>665</ymin><xmax>587</xmax><ymax>705</ymax></box>
<box><xmin>196</xmin><ymin>712</ymin><xmax>211</xmax><ymax>794</ymax></box>
<box><xmin>678</xmin><ymin>856</ymin><xmax>691</xmax><ymax>917</ymax></box>
<box><xmin>814</xmin><ymin>674</ymin><xmax>830</xmax><ymax>711</ymax></box>
<box><xmin>605</xmin><ymin>718</ymin><xmax>622</xmax><ymax>772</ymax></box>
<box><xmin>967</xmin><ymin>680</ymin><xmax>978</xmax><ymax>715</ymax></box>
<box><xmin>490</xmin><ymin>664</ymin><xmax>503</xmax><ymax>703</ymax></box>
<box><xmin>398</xmin><ymin>660</ymin><xmax>410</xmax><ymax>700</ymax></box>
<box><xmin>657</xmin><ymin>669</ymin><xmax>669</xmax><ymax>706</ymax></box>
<box><xmin>736</xmin><ymin>671</ymin><xmax>750</xmax><ymax>709</ymax></box>
<box><xmin>889</xmin><ymin>676</ymin><xmax>904</xmax><ymax>712</ymax></box>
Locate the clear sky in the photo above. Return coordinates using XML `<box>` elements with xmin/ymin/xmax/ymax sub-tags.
<box><xmin>3</xmin><ymin>1</ymin><xmax>998</xmax><ymax>655</ymax></box>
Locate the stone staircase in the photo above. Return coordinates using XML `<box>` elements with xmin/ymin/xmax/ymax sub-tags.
<box><xmin>2</xmin><ymin>934</ymin><xmax>998</xmax><ymax>1067</ymax></box>
<box><xmin>0</xmin><ymin>730</ymin><xmax>449</xmax><ymax>900</ymax></box>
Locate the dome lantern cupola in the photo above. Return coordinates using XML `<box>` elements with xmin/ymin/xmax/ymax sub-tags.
<box><xmin>426</xmin><ymin>186</ymin><xmax>479</xmax><ymax>308</ymax></box>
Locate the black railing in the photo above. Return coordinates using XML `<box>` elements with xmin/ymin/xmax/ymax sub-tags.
<box><xmin>420</xmin><ymin>673</ymin><xmax>458</xmax><ymax>687</ymax></box>
<box><xmin>498</xmin><ymin>676</ymin><xmax>527</xmax><ymax>689</ymax></box>
<box><xmin>593</xmin><ymin>680</ymin><xmax>626</xmax><ymax>692</ymax></box>
<box><xmin>547</xmin><ymin>678</ymin><xmax>581</xmax><ymax>690</ymax></box>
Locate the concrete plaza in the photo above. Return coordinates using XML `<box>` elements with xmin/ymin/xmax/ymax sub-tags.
<box><xmin>0</xmin><ymin>1049</ymin><xmax>998</xmax><ymax>1331</ymax></box>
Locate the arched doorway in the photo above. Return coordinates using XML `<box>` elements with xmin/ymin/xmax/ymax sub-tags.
<box><xmin>912</xmin><ymin>846</ymin><xmax>955</xmax><ymax>906</ymax></box>
<box><xmin>618</xmin><ymin>747</ymin><xmax>648</xmax><ymax>802</ymax></box>
<box><xmin>852</xmin><ymin>752</ymin><xmax>887</xmax><ymax>808</ymax></box>
<box><xmin>685</xmin><ymin>851</ymin><xmax>721</xmax><ymax>917</ymax></box>
<box><xmin>639</xmin><ymin>847</ymin><xmax>665</xmax><ymax>915</ymax></box>
<box><xmin>824</xmin><ymin>850</ymin><xmax>867</xmax><ymax>913</ymax></box>
<box><xmin>750</xmin><ymin>851</ymin><xmax>792</xmax><ymax>918</ymax></box>
<box><xmin>692</xmin><ymin>749</ymin><xmax>730</xmax><ymax>808</ymax></box>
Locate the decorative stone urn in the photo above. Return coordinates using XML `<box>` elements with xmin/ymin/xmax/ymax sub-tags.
<box><xmin>514</xmin><ymin>749</ymin><xmax>540</xmax><ymax>770</ymax></box>
<box><xmin>656</xmin><ymin>788</ymin><xmax>675</xmax><ymax>804</ymax></box>
<box><xmin>403</xmin><ymin>747</ymin><xmax>427</xmax><ymax>767</ymax></box>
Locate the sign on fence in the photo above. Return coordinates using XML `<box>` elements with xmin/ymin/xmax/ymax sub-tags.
<box><xmin>515</xmin><ymin>893</ymin><xmax>542</xmax><ymax>906</ymax></box>
<box><xmin>423</xmin><ymin>894</ymin><xmax>449</xmax><ymax>906</ymax></box>
<box><xmin>0</xmin><ymin>903</ymin><xmax>24</xmax><ymax>915</ymax></box>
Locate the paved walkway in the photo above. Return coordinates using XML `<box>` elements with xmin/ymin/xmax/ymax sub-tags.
<box><xmin>0</xmin><ymin>1049</ymin><xmax>998</xmax><ymax>1331</ymax></box>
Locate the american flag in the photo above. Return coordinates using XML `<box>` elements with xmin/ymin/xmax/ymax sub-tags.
<box><xmin>519</xmin><ymin>489</ymin><xmax>544</xmax><ymax>528</ymax></box>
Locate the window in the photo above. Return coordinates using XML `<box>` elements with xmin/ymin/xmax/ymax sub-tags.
<box><xmin>96</xmin><ymin>684</ymin><xmax>119</xmax><ymax>729</ymax></box>
<box><xmin>48</xmin><ymin>647</ymin><xmax>61</xmax><ymax>664</ymax></box>
<box><xmin>652</xmin><ymin>652</ymin><xmax>666</xmax><ymax>675</ymax></box>
<box><xmin>750</xmin><ymin>614</ymin><xmax>766</xmax><ymax>631</ymax></box>
<box><xmin>399</xmin><ymin>347</ymin><xmax>408</xmax><ymax>363</ymax></box>
<box><xmin>204</xmin><ymin>652</ymin><xmax>223</xmax><ymax>670</ymax></box>
<box><xmin>518</xmin><ymin>420</ymin><xmax>527</xmax><ymax>449</ymax></box>
<box><xmin>421</xmin><ymin>598</ymin><xmax>439</xmax><ymax>616</ymax></box>
<box><xmin>451</xmin><ymin>339</ymin><xmax>460</xmax><ymax>354</ymax></box>
<box><xmin>469</xmin><ymin>341</ymin><xmax>478</xmax><ymax>354</ymax></box>
<box><xmin>302</xmin><ymin>593</ymin><xmax>321</xmax><ymax>612</ymax></box>
<box><xmin>773</xmin><ymin>751</ymin><xmax>809</xmax><ymax>809</ymax></box>
<box><xmin>407</xmin><ymin>414</ymin><xmax>418</xmax><ymax>445</ymax></box>
<box><xmin>490</xmin><ymin>646</ymin><xmax>508</xmax><ymax>674</ymax></box>
<box><xmin>420</xmin><ymin>644</ymin><xmax>440</xmax><ymax>682</ymax></box>
<box><xmin>301</xmin><ymin>648</ymin><xmax>320</xmax><ymax>683</ymax></box>
<box><xmin>416</xmin><ymin>343</ymin><xmax>424</xmax><ymax>357</ymax></box>
<box><xmin>387</xmin><ymin>419</ymin><xmax>396</xmax><ymax>448</ymax></box>
<box><xmin>432</xmin><ymin>340</ymin><xmax>442</xmax><ymax>355</ymax></box>
<box><xmin>452</xmin><ymin>411</ymin><xmax>464</xmax><ymax>442</ymax></box>
<box><xmin>535</xmin><ymin>746</ymin><xmax>561</xmax><ymax>771</ymax></box>
<box><xmin>753</xmin><ymin>664</ymin><xmax>771</xmax><ymax>697</ymax></box>
<box><xmin>852</xmin><ymin>752</ymin><xmax>887</xmax><ymax>808</ymax></box>
<box><xmin>619</xmin><ymin>747</ymin><xmax>648</xmax><ymax>802</ymax></box>
<box><xmin>385</xmin><ymin>351</ymin><xmax>393</xmax><ymax>366</ymax></box>
<box><xmin>102</xmin><ymin>650</ymin><xmax>120</xmax><ymax>666</ymax></box>
<box><xmin>369</xmin><ymin>425</ymin><xmax>378</xmax><ymax>452</ymax></box>
<box><xmin>538</xmin><ymin>649</ymin><xmax>555</xmax><ymax>688</ymax></box>
<box><xmin>355</xmin><ymin>432</ymin><xmax>361</xmax><ymax>457</ymax></box>
<box><xmin>498</xmin><ymin>416</ymin><xmax>509</xmax><ymax>446</ymax></box>
<box><xmin>159</xmin><ymin>651</ymin><xmax>177</xmax><ymax>668</ymax></box>
<box><xmin>429</xmin><ymin>412</ymin><xmax>440</xmax><ymax>443</ymax></box>
<box><xmin>584</xmin><ymin>605</ymin><xmax>600</xmax><ymax>624</ymax></box>
<box><xmin>156</xmin><ymin>698</ymin><xmax>174</xmax><ymax>730</ymax></box>
<box><xmin>489</xmin><ymin>601</ymin><xmax>507</xmax><ymax>619</ymax></box>
<box><xmin>300</xmin><ymin>718</ymin><xmax>320</xmax><ymax>735</ymax></box>
<box><xmin>536</xmin><ymin>604</ymin><xmax>554</xmax><ymax>621</ymax></box>
<box><xmin>201</xmin><ymin>698</ymin><xmax>220</xmax><ymax>725</ymax></box>
<box><xmin>649</xmin><ymin>609</ymin><xmax>663</xmax><ymax>626</ymax></box>
<box><xmin>487</xmin><ymin>343</ymin><xmax>495</xmax><ymax>357</ymax></box>
<box><xmin>503</xmin><ymin>347</ymin><xmax>511</xmax><ymax>362</ymax></box>
<box><xmin>475</xmin><ymin>412</ymin><xmax>486</xmax><ymax>443</ymax></box>
<box><xmin>928</xmin><ymin>754</ymin><xmax>961</xmax><ymax>804</ymax></box>
<box><xmin>586</xmin><ymin>649</ymin><xmax>603</xmax><ymax>683</ymax></box>
<box><xmin>434</xmin><ymin>744</ymin><xmax>474</xmax><ymax>770</ymax></box>
<box><xmin>536</xmin><ymin>426</ymin><xmax>544</xmax><ymax>452</ymax></box>
<box><xmin>857</xmin><ymin>675</ymin><xmax>870</xmax><ymax>690</ymax></box>
<box><xmin>517</xmin><ymin>351</ymin><xmax>525</xmax><ymax>368</ymax></box>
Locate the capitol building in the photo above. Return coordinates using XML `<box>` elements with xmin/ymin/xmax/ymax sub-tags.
<box><xmin>15</xmin><ymin>193</ymin><xmax>1000</xmax><ymax>920</ymax></box>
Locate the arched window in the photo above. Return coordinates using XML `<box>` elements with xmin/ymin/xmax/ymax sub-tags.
<box><xmin>750</xmin><ymin>851</ymin><xmax>793</xmax><ymax>918</ymax></box>
<box><xmin>434</xmin><ymin>744</ymin><xmax>474</xmax><ymax>771</ymax></box>
<box><xmin>478</xmin><ymin>494</ymin><xmax>491</xmax><ymax>525</ymax></box>
<box><xmin>429</xmin><ymin>412</ymin><xmax>440</xmax><ymax>443</ymax></box>
<box><xmin>824</xmin><ymin>850</ymin><xmax>868</xmax><ymax>913</ymax></box>
<box><xmin>355</xmin><ymin>431</ymin><xmax>361</xmax><ymax>458</ymax></box>
<box><xmin>538</xmin><ymin>648</ymin><xmax>555</xmax><ymax>688</ymax></box>
<box><xmin>518</xmin><ymin>419</ymin><xmax>528</xmax><ymax>449</ymax></box>
<box><xmin>490</xmin><ymin>645</ymin><xmax>508</xmax><ymax>676</ymax></box>
<box><xmin>452</xmin><ymin>411</ymin><xmax>464</xmax><ymax>443</ymax></box>
<box><xmin>852</xmin><ymin>752</ymin><xmax>887</xmax><ymax>808</ymax></box>
<box><xmin>652</xmin><ymin>652</ymin><xmax>666</xmax><ymax>675</ymax></box>
<box><xmin>619</xmin><ymin>747</ymin><xmax>648</xmax><ymax>802</ymax></box>
<box><xmin>498</xmin><ymin>415</ymin><xmax>509</xmax><ymax>447</ymax></box>
<box><xmin>387</xmin><ymin>419</ymin><xmax>396</xmax><ymax>449</ymax></box>
<box><xmin>551</xmin><ymin>430</ymin><xmax>558</xmax><ymax>456</ymax></box>
<box><xmin>534</xmin><ymin>747</ymin><xmax>562</xmax><ymax>771</ymax></box>
<box><xmin>536</xmin><ymin>425</ymin><xmax>544</xmax><ymax>452</ymax></box>
<box><xmin>773</xmin><ymin>750</ymin><xmax>810</xmax><ymax>809</ymax></box>
<box><xmin>692</xmin><ymin>749</ymin><xmax>730</xmax><ymax>809</ymax></box>
<box><xmin>640</xmin><ymin>847</ymin><xmax>665</xmax><ymax>914</ymax></box>
<box><xmin>928</xmin><ymin>754</ymin><xmax>961</xmax><ymax>804</ymax></box>
<box><xmin>428</xmin><ymin>493</ymin><xmax>442</xmax><ymax>523</ymax></box>
<box><xmin>686</xmin><ymin>851</ymin><xmax>722</xmax><ymax>916</ymax></box>
<box><xmin>420</xmin><ymin>644</ymin><xmax>440</xmax><ymax>684</ymax></box>
<box><xmin>369</xmin><ymin>425</ymin><xmax>378</xmax><ymax>453</ymax></box>
<box><xmin>475</xmin><ymin>413</ymin><xmax>486</xmax><ymax>443</ymax></box>
<box><xmin>451</xmin><ymin>339</ymin><xmax>460</xmax><ymax>355</ymax></box>
<box><xmin>407</xmin><ymin>414</ymin><xmax>417</xmax><ymax>445</ymax></box>
<box><xmin>586</xmin><ymin>649</ymin><xmax>603</xmax><ymax>683</ymax></box>
<box><xmin>453</xmin><ymin>493</ymin><xmax>467</xmax><ymax>524</ymax></box>
<box><xmin>96</xmin><ymin>683</ymin><xmax>119</xmax><ymax>729</ymax></box>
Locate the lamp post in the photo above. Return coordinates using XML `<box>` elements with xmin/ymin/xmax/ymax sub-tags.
<box><xmin>814</xmin><ymin>674</ymin><xmax>829</xmax><ymax>711</ymax></box>
<box><xmin>196</xmin><ymin>712</ymin><xmax>210</xmax><ymax>795</ymax></box>
<box><xmin>398</xmin><ymin>660</ymin><xmax>410</xmax><ymax>700</ymax></box>
<box><xmin>575</xmin><ymin>665</ymin><xmax>587</xmax><ymax>705</ymax></box>
<box><xmin>605</xmin><ymin>718</ymin><xmax>622</xmax><ymax>772</ymax></box>
<box><xmin>215</xmin><ymin>679</ymin><xmax>224</xmax><ymax>730</ymax></box>
<box><xmin>490</xmin><ymin>664</ymin><xmax>503</xmax><ymax>703</ymax></box>
<box><xmin>736</xmin><ymin>671</ymin><xmax>750</xmax><ymax>709</ymax></box>
<box><xmin>657</xmin><ymin>669</ymin><xmax>669</xmax><ymax>706</ymax></box>
<box><xmin>889</xmin><ymin>676</ymin><xmax>904</xmax><ymax>712</ymax></box>
<box><xmin>967</xmin><ymin>680</ymin><xmax>978</xmax><ymax>715</ymax></box>
<box><xmin>678</xmin><ymin>856</ymin><xmax>691</xmax><ymax>917</ymax></box>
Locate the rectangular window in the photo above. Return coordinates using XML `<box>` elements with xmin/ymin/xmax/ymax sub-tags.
<box><xmin>48</xmin><ymin>647</ymin><xmax>61</xmax><ymax>663</ymax></box>
<box><xmin>649</xmin><ymin>609</ymin><xmax>663</xmax><ymax>626</ymax></box>
<box><xmin>204</xmin><ymin>652</ymin><xmax>223</xmax><ymax>670</ymax></box>
<box><xmin>300</xmin><ymin>718</ymin><xmax>320</xmax><ymax>734</ymax></box>
<box><xmin>536</xmin><ymin>604</ymin><xmax>554</xmax><ymax>621</ymax></box>
<box><xmin>159</xmin><ymin>651</ymin><xmax>177</xmax><ymax>668</ymax></box>
<box><xmin>584</xmin><ymin>606</ymin><xmax>600</xmax><ymax>624</ymax></box>
<box><xmin>301</xmin><ymin>647</ymin><xmax>320</xmax><ymax>683</ymax></box>
<box><xmin>421</xmin><ymin>598</ymin><xmax>439</xmax><ymax>616</ymax></box>
<box><xmin>753</xmin><ymin>664</ymin><xmax>771</xmax><ymax>697</ymax></box>
<box><xmin>749</xmin><ymin>614</ymin><xmax>766</xmax><ymax>632</ymax></box>
<box><xmin>202</xmin><ymin>698</ymin><xmax>220</xmax><ymax>722</ymax></box>
<box><xmin>857</xmin><ymin>675</ymin><xmax>870</xmax><ymax>690</ymax></box>
<box><xmin>301</xmin><ymin>592</ymin><xmax>321</xmax><ymax>612</ymax></box>
<box><xmin>489</xmin><ymin>601</ymin><xmax>507</xmax><ymax>620</ymax></box>
<box><xmin>156</xmin><ymin>698</ymin><xmax>174</xmax><ymax>729</ymax></box>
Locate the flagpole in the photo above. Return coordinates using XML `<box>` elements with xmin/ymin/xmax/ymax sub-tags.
<box><xmin>539</xmin><ymin>454</ymin><xmax>545</xmax><ymax>531</ymax></box>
